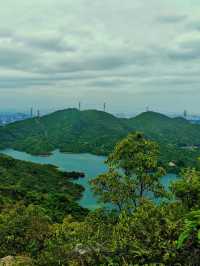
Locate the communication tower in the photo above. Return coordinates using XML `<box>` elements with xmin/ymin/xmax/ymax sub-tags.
<box><xmin>103</xmin><ymin>102</ymin><xmax>106</xmax><ymax>112</ymax></box>
<box><xmin>183</xmin><ymin>110</ymin><xmax>187</xmax><ymax>119</ymax></box>
<box><xmin>37</xmin><ymin>109</ymin><xmax>40</xmax><ymax>118</ymax></box>
<box><xmin>30</xmin><ymin>107</ymin><xmax>33</xmax><ymax>117</ymax></box>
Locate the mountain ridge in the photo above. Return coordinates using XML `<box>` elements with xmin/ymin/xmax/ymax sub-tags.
<box><xmin>0</xmin><ymin>108</ymin><xmax>200</xmax><ymax>168</ymax></box>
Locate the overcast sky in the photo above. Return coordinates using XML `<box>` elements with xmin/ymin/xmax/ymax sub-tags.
<box><xmin>0</xmin><ymin>0</ymin><xmax>200</xmax><ymax>114</ymax></box>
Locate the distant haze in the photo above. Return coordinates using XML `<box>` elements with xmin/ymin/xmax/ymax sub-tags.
<box><xmin>0</xmin><ymin>0</ymin><xmax>200</xmax><ymax>113</ymax></box>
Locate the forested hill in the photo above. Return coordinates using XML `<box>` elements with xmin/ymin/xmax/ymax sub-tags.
<box><xmin>0</xmin><ymin>108</ymin><xmax>200</xmax><ymax>167</ymax></box>
<box><xmin>2</xmin><ymin>132</ymin><xmax>200</xmax><ymax>265</ymax></box>
<box><xmin>129</xmin><ymin>111</ymin><xmax>200</xmax><ymax>145</ymax></box>
<box><xmin>0</xmin><ymin>108</ymin><xmax>129</xmax><ymax>155</ymax></box>
<box><xmin>0</xmin><ymin>154</ymin><xmax>87</xmax><ymax>222</ymax></box>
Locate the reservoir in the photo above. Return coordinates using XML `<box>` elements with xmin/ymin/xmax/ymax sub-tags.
<box><xmin>1</xmin><ymin>149</ymin><xmax>177</xmax><ymax>209</ymax></box>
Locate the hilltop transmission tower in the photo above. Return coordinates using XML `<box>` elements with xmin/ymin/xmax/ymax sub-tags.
<box><xmin>78</xmin><ymin>102</ymin><xmax>81</xmax><ymax>111</ymax></box>
<box><xmin>103</xmin><ymin>102</ymin><xmax>106</xmax><ymax>112</ymax></box>
<box><xmin>30</xmin><ymin>107</ymin><xmax>33</xmax><ymax>117</ymax></box>
<box><xmin>37</xmin><ymin>109</ymin><xmax>40</xmax><ymax>118</ymax></box>
<box><xmin>146</xmin><ymin>106</ymin><xmax>149</xmax><ymax>112</ymax></box>
<box><xmin>183</xmin><ymin>110</ymin><xmax>187</xmax><ymax>119</ymax></box>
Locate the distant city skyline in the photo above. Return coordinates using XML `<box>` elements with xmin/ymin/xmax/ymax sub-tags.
<box><xmin>0</xmin><ymin>0</ymin><xmax>200</xmax><ymax>112</ymax></box>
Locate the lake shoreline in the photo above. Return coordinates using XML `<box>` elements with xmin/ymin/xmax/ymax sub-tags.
<box><xmin>0</xmin><ymin>148</ymin><xmax>178</xmax><ymax>209</ymax></box>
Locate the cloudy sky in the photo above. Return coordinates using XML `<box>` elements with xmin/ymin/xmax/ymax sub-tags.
<box><xmin>0</xmin><ymin>0</ymin><xmax>200</xmax><ymax>114</ymax></box>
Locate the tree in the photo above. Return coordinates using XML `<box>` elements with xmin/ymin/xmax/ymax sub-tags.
<box><xmin>38</xmin><ymin>214</ymin><xmax>110</xmax><ymax>266</ymax></box>
<box><xmin>0</xmin><ymin>204</ymin><xmax>51</xmax><ymax>259</ymax></box>
<box><xmin>91</xmin><ymin>132</ymin><xmax>166</xmax><ymax>211</ymax></box>
<box><xmin>171</xmin><ymin>168</ymin><xmax>200</xmax><ymax>210</ymax></box>
<box><xmin>111</xmin><ymin>200</ymin><xmax>180</xmax><ymax>265</ymax></box>
<box><xmin>177</xmin><ymin>210</ymin><xmax>200</xmax><ymax>265</ymax></box>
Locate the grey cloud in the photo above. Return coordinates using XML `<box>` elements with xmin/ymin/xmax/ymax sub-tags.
<box><xmin>88</xmin><ymin>51</ymin><xmax>154</xmax><ymax>70</ymax></box>
<box><xmin>142</xmin><ymin>76</ymin><xmax>200</xmax><ymax>87</ymax></box>
<box><xmin>0</xmin><ymin>79</ymin><xmax>51</xmax><ymax>89</ymax></box>
<box><xmin>0</xmin><ymin>74</ymin><xmax>57</xmax><ymax>89</ymax></box>
<box><xmin>0</xmin><ymin>46</ymin><xmax>35</xmax><ymax>69</ymax></box>
<box><xmin>179</xmin><ymin>38</ymin><xmax>200</xmax><ymax>51</ymax></box>
<box><xmin>55</xmin><ymin>50</ymin><xmax>156</xmax><ymax>76</ymax></box>
<box><xmin>0</xmin><ymin>29</ymin><xmax>13</xmax><ymax>38</ymax></box>
<box><xmin>187</xmin><ymin>20</ymin><xmax>200</xmax><ymax>31</ymax></box>
<box><xmin>16</xmin><ymin>34</ymin><xmax>77</xmax><ymax>52</ymax></box>
<box><xmin>0</xmin><ymin>0</ymin><xmax>200</xmax><ymax>112</ymax></box>
<box><xmin>165</xmin><ymin>33</ymin><xmax>200</xmax><ymax>62</ymax></box>
<box><xmin>157</xmin><ymin>14</ymin><xmax>187</xmax><ymax>24</ymax></box>
<box><xmin>167</xmin><ymin>49</ymin><xmax>199</xmax><ymax>61</ymax></box>
<box><xmin>88</xmin><ymin>79</ymin><xmax>132</xmax><ymax>88</ymax></box>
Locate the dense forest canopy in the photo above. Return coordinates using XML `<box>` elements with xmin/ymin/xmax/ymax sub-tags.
<box><xmin>0</xmin><ymin>109</ymin><xmax>200</xmax><ymax>171</ymax></box>
<box><xmin>0</xmin><ymin>154</ymin><xmax>88</xmax><ymax>222</ymax></box>
<box><xmin>1</xmin><ymin>132</ymin><xmax>200</xmax><ymax>265</ymax></box>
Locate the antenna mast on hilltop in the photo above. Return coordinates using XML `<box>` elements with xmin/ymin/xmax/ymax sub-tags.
<box><xmin>37</xmin><ymin>109</ymin><xmax>40</xmax><ymax>118</ymax></box>
<box><xmin>146</xmin><ymin>106</ymin><xmax>149</xmax><ymax>112</ymax></box>
<box><xmin>78</xmin><ymin>102</ymin><xmax>81</xmax><ymax>111</ymax></box>
<box><xmin>103</xmin><ymin>102</ymin><xmax>106</xmax><ymax>112</ymax></box>
<box><xmin>183</xmin><ymin>110</ymin><xmax>187</xmax><ymax>119</ymax></box>
<box><xmin>30</xmin><ymin>107</ymin><xmax>33</xmax><ymax>117</ymax></box>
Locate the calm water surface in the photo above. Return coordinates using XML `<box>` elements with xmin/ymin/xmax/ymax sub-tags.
<box><xmin>1</xmin><ymin>149</ymin><xmax>177</xmax><ymax>209</ymax></box>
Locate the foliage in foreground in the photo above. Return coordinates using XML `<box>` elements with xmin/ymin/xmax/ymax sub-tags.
<box><xmin>1</xmin><ymin>133</ymin><xmax>200</xmax><ymax>265</ymax></box>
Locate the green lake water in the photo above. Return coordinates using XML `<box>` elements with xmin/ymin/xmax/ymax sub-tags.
<box><xmin>1</xmin><ymin>149</ymin><xmax>177</xmax><ymax>209</ymax></box>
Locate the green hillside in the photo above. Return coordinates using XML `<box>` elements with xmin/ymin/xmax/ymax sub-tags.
<box><xmin>0</xmin><ymin>109</ymin><xmax>128</xmax><ymax>155</ymax></box>
<box><xmin>0</xmin><ymin>154</ymin><xmax>87</xmax><ymax>222</ymax></box>
<box><xmin>1</xmin><ymin>132</ymin><xmax>200</xmax><ymax>265</ymax></box>
<box><xmin>0</xmin><ymin>109</ymin><xmax>200</xmax><ymax>168</ymax></box>
<box><xmin>129</xmin><ymin>111</ymin><xmax>200</xmax><ymax>146</ymax></box>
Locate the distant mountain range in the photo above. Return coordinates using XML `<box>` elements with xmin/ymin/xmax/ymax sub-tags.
<box><xmin>0</xmin><ymin>112</ymin><xmax>29</xmax><ymax>125</ymax></box>
<box><xmin>0</xmin><ymin>108</ymin><xmax>200</xmax><ymax>168</ymax></box>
